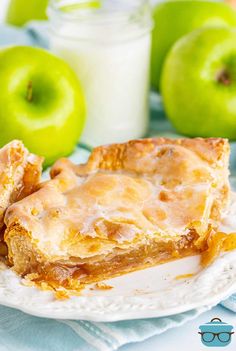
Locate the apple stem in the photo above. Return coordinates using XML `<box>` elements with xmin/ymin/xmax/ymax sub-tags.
<box><xmin>26</xmin><ymin>81</ymin><xmax>33</xmax><ymax>102</ymax></box>
<box><xmin>217</xmin><ymin>70</ymin><xmax>231</xmax><ymax>86</ymax></box>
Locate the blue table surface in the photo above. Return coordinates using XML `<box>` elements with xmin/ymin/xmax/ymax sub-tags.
<box><xmin>122</xmin><ymin>305</ymin><xmax>236</xmax><ymax>351</ymax></box>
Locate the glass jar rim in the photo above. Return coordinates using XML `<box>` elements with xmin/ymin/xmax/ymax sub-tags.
<box><xmin>48</xmin><ymin>0</ymin><xmax>152</xmax><ymax>26</ymax></box>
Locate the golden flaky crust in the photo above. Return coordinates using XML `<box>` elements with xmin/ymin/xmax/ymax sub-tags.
<box><xmin>71</xmin><ymin>137</ymin><xmax>230</xmax><ymax>174</ymax></box>
<box><xmin>0</xmin><ymin>140</ymin><xmax>43</xmax><ymax>231</ymax></box>
<box><xmin>4</xmin><ymin>137</ymin><xmax>230</xmax><ymax>290</ymax></box>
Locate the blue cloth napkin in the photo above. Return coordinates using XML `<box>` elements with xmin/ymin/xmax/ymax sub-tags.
<box><xmin>0</xmin><ymin>22</ymin><xmax>235</xmax><ymax>351</ymax></box>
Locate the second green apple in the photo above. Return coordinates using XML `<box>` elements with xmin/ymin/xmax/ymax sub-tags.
<box><xmin>161</xmin><ymin>26</ymin><xmax>236</xmax><ymax>139</ymax></box>
<box><xmin>151</xmin><ymin>0</ymin><xmax>236</xmax><ymax>91</ymax></box>
<box><xmin>7</xmin><ymin>0</ymin><xmax>48</xmax><ymax>26</ymax></box>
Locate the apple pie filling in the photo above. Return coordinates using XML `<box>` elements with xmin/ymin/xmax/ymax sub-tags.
<box><xmin>36</xmin><ymin>231</ymin><xmax>204</xmax><ymax>289</ymax></box>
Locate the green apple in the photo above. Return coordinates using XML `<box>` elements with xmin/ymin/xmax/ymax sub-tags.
<box><xmin>6</xmin><ymin>0</ymin><xmax>48</xmax><ymax>26</ymax></box>
<box><xmin>0</xmin><ymin>46</ymin><xmax>86</xmax><ymax>166</ymax></box>
<box><xmin>151</xmin><ymin>0</ymin><xmax>236</xmax><ymax>91</ymax></box>
<box><xmin>161</xmin><ymin>26</ymin><xmax>236</xmax><ymax>139</ymax></box>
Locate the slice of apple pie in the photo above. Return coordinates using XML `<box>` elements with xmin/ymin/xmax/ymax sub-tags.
<box><xmin>4</xmin><ymin>137</ymin><xmax>231</xmax><ymax>291</ymax></box>
<box><xmin>0</xmin><ymin>140</ymin><xmax>43</xmax><ymax>257</ymax></box>
<box><xmin>0</xmin><ymin>140</ymin><xmax>43</xmax><ymax>229</ymax></box>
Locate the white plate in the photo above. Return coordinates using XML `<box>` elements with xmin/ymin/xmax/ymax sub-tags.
<box><xmin>0</xmin><ymin>250</ymin><xmax>236</xmax><ymax>321</ymax></box>
<box><xmin>0</xmin><ymin>149</ymin><xmax>236</xmax><ymax>322</ymax></box>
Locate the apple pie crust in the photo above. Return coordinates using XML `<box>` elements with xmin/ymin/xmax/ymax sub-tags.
<box><xmin>4</xmin><ymin>137</ymin><xmax>231</xmax><ymax>291</ymax></box>
<box><xmin>0</xmin><ymin>140</ymin><xmax>43</xmax><ymax>223</ymax></box>
<box><xmin>0</xmin><ymin>140</ymin><xmax>43</xmax><ymax>257</ymax></box>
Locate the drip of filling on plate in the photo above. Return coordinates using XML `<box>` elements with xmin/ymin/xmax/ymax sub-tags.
<box><xmin>2</xmin><ymin>137</ymin><xmax>236</xmax><ymax>295</ymax></box>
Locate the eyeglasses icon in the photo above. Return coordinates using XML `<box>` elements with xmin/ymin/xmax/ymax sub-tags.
<box><xmin>198</xmin><ymin>331</ymin><xmax>234</xmax><ymax>343</ymax></box>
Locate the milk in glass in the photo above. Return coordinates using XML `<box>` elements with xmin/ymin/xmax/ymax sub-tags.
<box><xmin>48</xmin><ymin>0</ymin><xmax>152</xmax><ymax>146</ymax></box>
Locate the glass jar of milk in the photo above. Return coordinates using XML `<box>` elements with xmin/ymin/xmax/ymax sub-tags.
<box><xmin>48</xmin><ymin>0</ymin><xmax>152</xmax><ymax>146</ymax></box>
